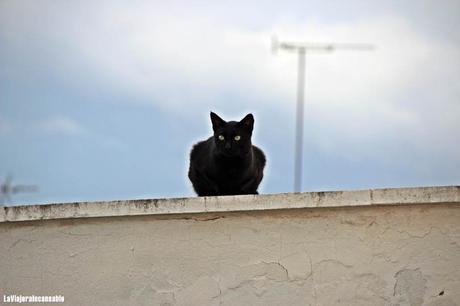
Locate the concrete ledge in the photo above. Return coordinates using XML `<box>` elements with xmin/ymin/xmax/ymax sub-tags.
<box><xmin>2</xmin><ymin>185</ymin><xmax>460</xmax><ymax>305</ymax></box>
<box><xmin>1</xmin><ymin>186</ymin><xmax>459</xmax><ymax>223</ymax></box>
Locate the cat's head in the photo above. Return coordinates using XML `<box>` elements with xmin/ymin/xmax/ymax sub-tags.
<box><xmin>210</xmin><ymin>112</ymin><xmax>254</xmax><ymax>157</ymax></box>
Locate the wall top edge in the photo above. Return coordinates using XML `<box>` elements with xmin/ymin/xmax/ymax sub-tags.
<box><xmin>1</xmin><ymin>186</ymin><xmax>459</xmax><ymax>223</ymax></box>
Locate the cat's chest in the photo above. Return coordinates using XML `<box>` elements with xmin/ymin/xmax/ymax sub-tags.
<box><xmin>225</xmin><ymin>167</ymin><xmax>241</xmax><ymax>178</ymax></box>
<box><xmin>213</xmin><ymin>162</ymin><xmax>247</xmax><ymax>180</ymax></box>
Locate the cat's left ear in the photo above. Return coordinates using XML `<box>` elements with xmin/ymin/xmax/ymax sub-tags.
<box><xmin>210</xmin><ymin>112</ymin><xmax>226</xmax><ymax>132</ymax></box>
<box><xmin>239</xmin><ymin>113</ymin><xmax>254</xmax><ymax>132</ymax></box>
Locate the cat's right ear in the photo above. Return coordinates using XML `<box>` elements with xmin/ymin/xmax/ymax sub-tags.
<box><xmin>210</xmin><ymin>112</ymin><xmax>225</xmax><ymax>132</ymax></box>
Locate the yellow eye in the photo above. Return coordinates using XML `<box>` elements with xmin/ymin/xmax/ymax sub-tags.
<box><xmin>234</xmin><ymin>135</ymin><xmax>241</xmax><ymax>141</ymax></box>
<box><xmin>218</xmin><ymin>135</ymin><xmax>225</xmax><ymax>141</ymax></box>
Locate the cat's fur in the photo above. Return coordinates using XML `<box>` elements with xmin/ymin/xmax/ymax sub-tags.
<box><xmin>188</xmin><ymin>112</ymin><xmax>266</xmax><ymax>196</ymax></box>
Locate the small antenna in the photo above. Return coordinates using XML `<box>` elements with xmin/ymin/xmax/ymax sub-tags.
<box><xmin>0</xmin><ymin>174</ymin><xmax>38</xmax><ymax>205</ymax></box>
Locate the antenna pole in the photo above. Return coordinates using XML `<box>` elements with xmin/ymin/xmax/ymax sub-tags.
<box><xmin>294</xmin><ymin>47</ymin><xmax>306</xmax><ymax>193</ymax></box>
<box><xmin>272</xmin><ymin>36</ymin><xmax>374</xmax><ymax>192</ymax></box>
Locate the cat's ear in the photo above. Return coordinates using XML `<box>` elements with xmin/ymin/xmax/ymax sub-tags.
<box><xmin>239</xmin><ymin>113</ymin><xmax>254</xmax><ymax>132</ymax></box>
<box><xmin>210</xmin><ymin>112</ymin><xmax>226</xmax><ymax>131</ymax></box>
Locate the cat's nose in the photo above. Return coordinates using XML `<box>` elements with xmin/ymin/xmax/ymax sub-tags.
<box><xmin>225</xmin><ymin>142</ymin><xmax>231</xmax><ymax>149</ymax></box>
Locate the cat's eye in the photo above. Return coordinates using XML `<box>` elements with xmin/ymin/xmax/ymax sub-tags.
<box><xmin>218</xmin><ymin>135</ymin><xmax>225</xmax><ymax>141</ymax></box>
<box><xmin>234</xmin><ymin>135</ymin><xmax>241</xmax><ymax>141</ymax></box>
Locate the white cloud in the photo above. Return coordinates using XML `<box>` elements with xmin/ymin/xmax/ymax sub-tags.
<box><xmin>1</xmin><ymin>1</ymin><xmax>459</xmax><ymax>163</ymax></box>
<box><xmin>0</xmin><ymin>115</ymin><xmax>87</xmax><ymax>138</ymax></box>
<box><xmin>58</xmin><ymin>9</ymin><xmax>458</xmax><ymax>112</ymax></box>
<box><xmin>54</xmin><ymin>8</ymin><xmax>458</xmax><ymax>161</ymax></box>
<box><xmin>38</xmin><ymin>116</ymin><xmax>87</xmax><ymax>136</ymax></box>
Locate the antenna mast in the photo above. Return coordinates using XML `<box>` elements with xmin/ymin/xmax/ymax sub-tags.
<box><xmin>272</xmin><ymin>36</ymin><xmax>374</xmax><ymax>192</ymax></box>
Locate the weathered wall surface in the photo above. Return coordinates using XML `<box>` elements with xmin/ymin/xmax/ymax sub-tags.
<box><xmin>1</xmin><ymin>187</ymin><xmax>459</xmax><ymax>306</ymax></box>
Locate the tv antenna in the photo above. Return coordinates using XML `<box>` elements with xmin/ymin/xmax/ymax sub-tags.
<box><xmin>0</xmin><ymin>174</ymin><xmax>38</xmax><ymax>205</ymax></box>
<box><xmin>272</xmin><ymin>35</ymin><xmax>375</xmax><ymax>192</ymax></box>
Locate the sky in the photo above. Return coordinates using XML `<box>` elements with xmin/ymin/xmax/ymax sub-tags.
<box><xmin>0</xmin><ymin>0</ymin><xmax>459</xmax><ymax>205</ymax></box>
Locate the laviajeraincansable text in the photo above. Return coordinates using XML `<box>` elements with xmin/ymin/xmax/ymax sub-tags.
<box><xmin>3</xmin><ymin>295</ymin><xmax>64</xmax><ymax>303</ymax></box>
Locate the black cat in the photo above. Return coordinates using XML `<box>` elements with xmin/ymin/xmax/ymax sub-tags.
<box><xmin>188</xmin><ymin>112</ymin><xmax>266</xmax><ymax>196</ymax></box>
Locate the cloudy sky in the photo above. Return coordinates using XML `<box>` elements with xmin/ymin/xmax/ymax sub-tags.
<box><xmin>1</xmin><ymin>0</ymin><xmax>459</xmax><ymax>205</ymax></box>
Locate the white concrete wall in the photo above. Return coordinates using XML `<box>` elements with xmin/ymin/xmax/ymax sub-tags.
<box><xmin>1</xmin><ymin>186</ymin><xmax>459</xmax><ymax>306</ymax></box>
